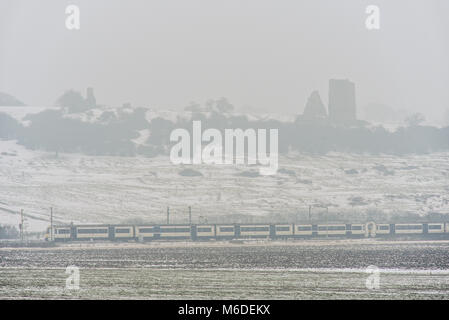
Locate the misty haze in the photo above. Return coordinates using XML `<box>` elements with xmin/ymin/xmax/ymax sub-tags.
<box><xmin>1</xmin><ymin>0</ymin><xmax>449</xmax><ymax>301</ymax></box>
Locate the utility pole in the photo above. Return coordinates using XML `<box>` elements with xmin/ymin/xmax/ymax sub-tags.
<box><xmin>50</xmin><ymin>207</ymin><xmax>53</xmax><ymax>241</ymax></box>
<box><xmin>167</xmin><ymin>206</ymin><xmax>170</xmax><ymax>225</ymax></box>
<box><xmin>188</xmin><ymin>206</ymin><xmax>192</xmax><ymax>225</ymax></box>
<box><xmin>308</xmin><ymin>205</ymin><xmax>312</xmax><ymax>222</ymax></box>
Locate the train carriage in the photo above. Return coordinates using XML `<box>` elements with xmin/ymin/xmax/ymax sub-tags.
<box><xmin>45</xmin><ymin>220</ymin><xmax>449</xmax><ymax>242</ymax></box>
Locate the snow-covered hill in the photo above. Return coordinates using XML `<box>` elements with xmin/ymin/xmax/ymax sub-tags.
<box><xmin>0</xmin><ymin>139</ymin><xmax>448</xmax><ymax>232</ymax></box>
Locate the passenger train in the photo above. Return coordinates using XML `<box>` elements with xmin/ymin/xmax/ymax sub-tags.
<box><xmin>44</xmin><ymin>222</ymin><xmax>449</xmax><ymax>241</ymax></box>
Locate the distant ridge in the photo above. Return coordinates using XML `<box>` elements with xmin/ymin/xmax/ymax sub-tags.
<box><xmin>0</xmin><ymin>92</ymin><xmax>26</xmax><ymax>106</ymax></box>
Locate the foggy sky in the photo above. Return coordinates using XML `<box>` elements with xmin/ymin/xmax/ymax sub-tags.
<box><xmin>1</xmin><ymin>0</ymin><xmax>448</xmax><ymax>123</ymax></box>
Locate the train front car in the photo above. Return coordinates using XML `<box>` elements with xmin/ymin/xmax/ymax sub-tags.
<box><xmin>54</xmin><ymin>227</ymin><xmax>72</xmax><ymax>241</ymax></box>
<box><xmin>45</xmin><ymin>226</ymin><xmax>72</xmax><ymax>241</ymax></box>
<box><xmin>44</xmin><ymin>227</ymin><xmax>50</xmax><ymax>241</ymax></box>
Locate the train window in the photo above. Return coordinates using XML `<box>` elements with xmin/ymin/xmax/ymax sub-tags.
<box><xmin>57</xmin><ymin>229</ymin><xmax>70</xmax><ymax>234</ymax></box>
<box><xmin>318</xmin><ymin>226</ymin><xmax>346</xmax><ymax>231</ymax></box>
<box><xmin>351</xmin><ymin>226</ymin><xmax>363</xmax><ymax>230</ymax></box>
<box><xmin>241</xmin><ymin>227</ymin><xmax>269</xmax><ymax>232</ymax></box>
<box><xmin>297</xmin><ymin>226</ymin><xmax>312</xmax><ymax>231</ymax></box>
<box><xmin>377</xmin><ymin>225</ymin><xmax>389</xmax><ymax>230</ymax></box>
<box><xmin>219</xmin><ymin>227</ymin><xmax>234</xmax><ymax>232</ymax></box>
<box><xmin>139</xmin><ymin>228</ymin><xmax>154</xmax><ymax>233</ymax></box>
<box><xmin>395</xmin><ymin>225</ymin><xmax>422</xmax><ymax>230</ymax></box>
<box><xmin>197</xmin><ymin>227</ymin><xmax>212</xmax><ymax>233</ymax></box>
<box><xmin>77</xmin><ymin>228</ymin><xmax>108</xmax><ymax>234</ymax></box>
<box><xmin>160</xmin><ymin>227</ymin><xmax>190</xmax><ymax>233</ymax></box>
<box><xmin>428</xmin><ymin>225</ymin><xmax>442</xmax><ymax>230</ymax></box>
<box><xmin>276</xmin><ymin>226</ymin><xmax>290</xmax><ymax>231</ymax></box>
<box><xmin>115</xmin><ymin>228</ymin><xmax>131</xmax><ymax>233</ymax></box>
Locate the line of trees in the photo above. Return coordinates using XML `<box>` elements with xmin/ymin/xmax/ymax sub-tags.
<box><xmin>1</xmin><ymin>105</ymin><xmax>449</xmax><ymax>157</ymax></box>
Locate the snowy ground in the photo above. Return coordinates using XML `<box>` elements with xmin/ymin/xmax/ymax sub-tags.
<box><xmin>1</xmin><ymin>240</ymin><xmax>449</xmax><ymax>299</ymax></box>
<box><xmin>0</xmin><ymin>138</ymin><xmax>448</xmax><ymax>232</ymax></box>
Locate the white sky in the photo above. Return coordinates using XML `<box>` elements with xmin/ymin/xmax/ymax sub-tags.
<box><xmin>1</xmin><ymin>0</ymin><xmax>448</xmax><ymax>123</ymax></box>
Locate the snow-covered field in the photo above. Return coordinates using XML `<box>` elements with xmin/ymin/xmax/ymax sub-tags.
<box><xmin>0</xmin><ymin>138</ymin><xmax>448</xmax><ymax>232</ymax></box>
<box><xmin>2</xmin><ymin>240</ymin><xmax>449</xmax><ymax>299</ymax></box>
